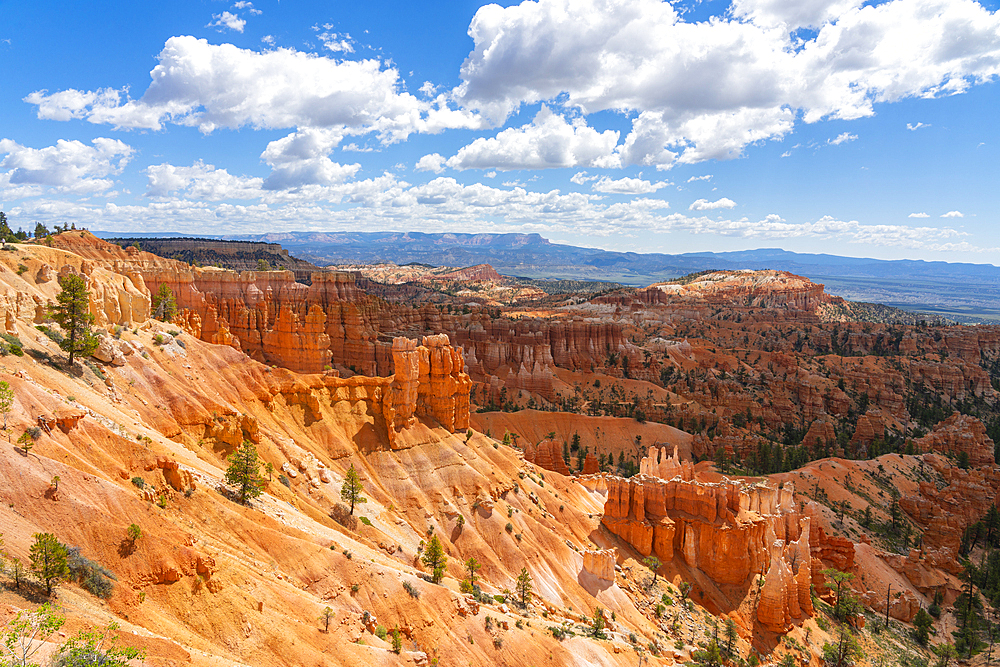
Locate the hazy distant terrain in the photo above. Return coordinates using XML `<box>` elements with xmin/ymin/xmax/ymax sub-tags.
<box><xmin>96</xmin><ymin>231</ymin><xmax>1000</xmax><ymax>323</ymax></box>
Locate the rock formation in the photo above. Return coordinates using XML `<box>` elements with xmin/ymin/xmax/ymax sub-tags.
<box><xmin>582</xmin><ymin>549</ymin><xmax>616</xmax><ymax>581</ymax></box>
<box><xmin>602</xmin><ymin>467</ymin><xmax>814</xmax><ymax>630</ymax></box>
<box><xmin>916</xmin><ymin>413</ymin><xmax>996</xmax><ymax>466</ymax></box>
<box><xmin>523</xmin><ymin>436</ymin><xmax>571</xmax><ymax>476</ymax></box>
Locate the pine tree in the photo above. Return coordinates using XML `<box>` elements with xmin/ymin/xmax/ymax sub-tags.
<box><xmin>464</xmin><ymin>557</ymin><xmax>481</xmax><ymax>588</ymax></box>
<box><xmin>224</xmin><ymin>440</ymin><xmax>264</xmax><ymax>504</ymax></box>
<box><xmin>340</xmin><ymin>463</ymin><xmax>367</xmax><ymax>515</ymax></box>
<box><xmin>319</xmin><ymin>607</ymin><xmax>334</xmax><ymax>632</ymax></box>
<box><xmin>0</xmin><ymin>380</ymin><xmax>13</xmax><ymax>431</ymax></box>
<box><xmin>422</xmin><ymin>535</ymin><xmax>447</xmax><ymax>583</ymax></box>
<box><xmin>516</xmin><ymin>567</ymin><xmax>533</xmax><ymax>606</ymax></box>
<box><xmin>48</xmin><ymin>273</ymin><xmax>99</xmax><ymax>367</ymax></box>
<box><xmin>29</xmin><ymin>532</ymin><xmax>69</xmax><ymax>596</ymax></box>
<box><xmin>151</xmin><ymin>284</ymin><xmax>177</xmax><ymax>322</ymax></box>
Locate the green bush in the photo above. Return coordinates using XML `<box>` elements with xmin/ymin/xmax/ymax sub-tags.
<box><xmin>375</xmin><ymin>625</ymin><xmax>387</xmax><ymax>641</ymax></box>
<box><xmin>66</xmin><ymin>546</ymin><xmax>116</xmax><ymax>599</ymax></box>
<box><xmin>131</xmin><ymin>477</ymin><xmax>144</xmax><ymax>488</ymax></box>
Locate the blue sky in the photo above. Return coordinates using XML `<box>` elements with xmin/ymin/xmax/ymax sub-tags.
<box><xmin>1</xmin><ymin>0</ymin><xmax>999</xmax><ymax>263</ymax></box>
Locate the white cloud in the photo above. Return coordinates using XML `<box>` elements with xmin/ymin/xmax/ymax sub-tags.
<box><xmin>941</xmin><ymin>210</ymin><xmax>964</xmax><ymax>217</ymax></box>
<box><xmin>25</xmin><ymin>36</ymin><xmax>484</xmax><ymax>143</ymax></box>
<box><xmin>318</xmin><ymin>32</ymin><xmax>354</xmax><ymax>53</ymax></box>
<box><xmin>455</xmin><ymin>0</ymin><xmax>1000</xmax><ymax>167</ymax></box>
<box><xmin>415</xmin><ymin>153</ymin><xmax>447</xmax><ymax>173</ymax></box>
<box><xmin>570</xmin><ymin>171</ymin><xmax>599</xmax><ymax>185</ymax></box>
<box><xmin>145</xmin><ymin>161</ymin><xmax>263</xmax><ymax>200</ymax></box>
<box><xmin>233</xmin><ymin>2</ymin><xmax>261</xmax><ymax>15</ymax></box>
<box><xmin>0</xmin><ymin>137</ymin><xmax>133</xmax><ymax>196</ymax></box>
<box><xmin>731</xmin><ymin>0</ymin><xmax>864</xmax><ymax>29</ymax></box>
<box><xmin>258</xmin><ymin>128</ymin><xmax>361</xmax><ymax>190</ymax></box>
<box><xmin>827</xmin><ymin>132</ymin><xmax>857</xmax><ymax>145</ymax></box>
<box><xmin>592</xmin><ymin>176</ymin><xmax>669</xmax><ymax>194</ymax></box>
<box><xmin>780</xmin><ymin>151</ymin><xmax>792</xmax><ymax>157</ymax></box>
<box><xmin>907</xmin><ymin>122</ymin><xmax>929</xmax><ymax>131</ymax></box>
<box><xmin>689</xmin><ymin>197</ymin><xmax>737</xmax><ymax>210</ymax></box>
<box><xmin>908</xmin><ymin>212</ymin><xmax>930</xmax><ymax>218</ymax></box>
<box><xmin>687</xmin><ymin>175</ymin><xmax>713</xmax><ymax>183</ymax></box>
<box><xmin>208</xmin><ymin>11</ymin><xmax>246</xmax><ymax>33</ymax></box>
<box><xmin>446</xmin><ymin>105</ymin><xmax>619</xmax><ymax>171</ymax></box>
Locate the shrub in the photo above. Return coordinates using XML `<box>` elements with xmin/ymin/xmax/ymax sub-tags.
<box><xmin>66</xmin><ymin>546</ymin><xmax>116</xmax><ymax>599</ymax></box>
<box><xmin>131</xmin><ymin>476</ymin><xmax>145</xmax><ymax>488</ymax></box>
<box><xmin>505</xmin><ymin>522</ymin><xmax>513</xmax><ymax>533</ymax></box>
<box><xmin>403</xmin><ymin>581</ymin><xmax>420</xmax><ymax>599</ymax></box>
<box><xmin>16</xmin><ymin>264</ymin><xmax>27</xmax><ymax>275</ymax></box>
<box><xmin>375</xmin><ymin>625</ymin><xmax>387</xmax><ymax>641</ymax></box>
<box><xmin>279</xmin><ymin>474</ymin><xmax>291</xmax><ymax>488</ymax></box>
<box><xmin>359</xmin><ymin>516</ymin><xmax>372</xmax><ymax>526</ymax></box>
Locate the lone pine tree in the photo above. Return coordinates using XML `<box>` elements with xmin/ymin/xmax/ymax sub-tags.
<box><xmin>225</xmin><ymin>441</ymin><xmax>264</xmax><ymax>504</ymax></box>
<box><xmin>48</xmin><ymin>273</ymin><xmax>99</xmax><ymax>367</ymax></box>
<box><xmin>340</xmin><ymin>463</ymin><xmax>367</xmax><ymax>515</ymax></box>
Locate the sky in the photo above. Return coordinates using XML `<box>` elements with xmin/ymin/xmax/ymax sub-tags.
<box><xmin>1</xmin><ymin>0</ymin><xmax>999</xmax><ymax>263</ymax></box>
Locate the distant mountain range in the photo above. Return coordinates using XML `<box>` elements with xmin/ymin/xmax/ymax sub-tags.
<box><xmin>94</xmin><ymin>231</ymin><xmax>1000</xmax><ymax>323</ymax></box>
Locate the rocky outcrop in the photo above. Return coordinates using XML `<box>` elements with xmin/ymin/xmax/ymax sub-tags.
<box><xmin>582</xmin><ymin>451</ymin><xmax>600</xmax><ymax>475</ymax></box>
<box><xmin>916</xmin><ymin>413</ymin><xmax>996</xmax><ymax>467</ymax></box>
<box><xmin>582</xmin><ymin>549</ymin><xmax>616</xmax><ymax>581</ymax></box>
<box><xmin>524</xmin><ymin>437</ymin><xmax>571</xmax><ymax>476</ymax></box>
<box><xmin>602</xmin><ymin>471</ymin><xmax>815</xmax><ymax>629</ymax></box>
<box><xmin>899</xmin><ymin>454</ymin><xmax>1000</xmax><ymax>556</ymax></box>
<box><xmin>384</xmin><ymin>334</ymin><xmax>473</xmax><ymax>438</ymax></box>
<box><xmin>639</xmin><ymin>445</ymin><xmax>694</xmax><ymax>480</ymax></box>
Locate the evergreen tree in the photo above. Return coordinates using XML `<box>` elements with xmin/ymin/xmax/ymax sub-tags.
<box><xmin>464</xmin><ymin>557</ymin><xmax>481</xmax><ymax>588</ymax></box>
<box><xmin>151</xmin><ymin>283</ymin><xmax>177</xmax><ymax>322</ymax></box>
<box><xmin>0</xmin><ymin>380</ymin><xmax>13</xmax><ymax>431</ymax></box>
<box><xmin>0</xmin><ymin>211</ymin><xmax>15</xmax><ymax>245</ymax></box>
<box><xmin>642</xmin><ymin>555</ymin><xmax>662</xmax><ymax>587</ymax></box>
<box><xmin>340</xmin><ymin>463</ymin><xmax>367</xmax><ymax>515</ymax></box>
<box><xmin>34</xmin><ymin>222</ymin><xmax>50</xmax><ymax>238</ymax></box>
<box><xmin>516</xmin><ymin>567</ymin><xmax>533</xmax><ymax>606</ymax></box>
<box><xmin>29</xmin><ymin>532</ymin><xmax>69</xmax><ymax>596</ymax></box>
<box><xmin>224</xmin><ymin>440</ymin><xmax>264</xmax><ymax>504</ymax></box>
<box><xmin>48</xmin><ymin>273</ymin><xmax>99</xmax><ymax>367</ymax></box>
<box><xmin>422</xmin><ymin>535</ymin><xmax>447</xmax><ymax>583</ymax></box>
<box><xmin>589</xmin><ymin>607</ymin><xmax>607</xmax><ymax>639</ymax></box>
<box><xmin>723</xmin><ymin>617</ymin><xmax>738</xmax><ymax>657</ymax></box>
<box><xmin>913</xmin><ymin>607</ymin><xmax>933</xmax><ymax>644</ymax></box>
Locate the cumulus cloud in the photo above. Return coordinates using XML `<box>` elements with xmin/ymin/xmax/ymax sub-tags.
<box><xmin>731</xmin><ymin>0</ymin><xmax>864</xmax><ymax>29</ymax></box>
<box><xmin>445</xmin><ymin>106</ymin><xmax>620</xmax><ymax>171</ymax></box>
<box><xmin>592</xmin><ymin>176</ymin><xmax>669</xmax><ymax>194</ymax></box>
<box><xmin>207</xmin><ymin>11</ymin><xmax>246</xmax><ymax>33</ymax></box>
<box><xmin>689</xmin><ymin>197</ymin><xmax>737</xmax><ymax>210</ymax></box>
<box><xmin>687</xmin><ymin>175</ymin><xmax>713</xmax><ymax>183</ymax></box>
<box><xmin>455</xmin><ymin>0</ymin><xmax>1000</xmax><ymax>167</ymax></box>
<box><xmin>941</xmin><ymin>210</ymin><xmax>964</xmax><ymax>217</ymax></box>
<box><xmin>0</xmin><ymin>137</ymin><xmax>133</xmax><ymax>196</ymax></box>
<box><xmin>570</xmin><ymin>171</ymin><xmax>599</xmax><ymax>185</ymax></box>
<box><xmin>827</xmin><ymin>132</ymin><xmax>857</xmax><ymax>145</ymax></box>
<box><xmin>145</xmin><ymin>161</ymin><xmax>263</xmax><ymax>200</ymax></box>
<box><xmin>25</xmin><ymin>36</ymin><xmax>484</xmax><ymax>142</ymax></box>
<box><xmin>909</xmin><ymin>212</ymin><xmax>930</xmax><ymax>218</ymax></box>
<box><xmin>415</xmin><ymin>153</ymin><xmax>447</xmax><ymax>173</ymax></box>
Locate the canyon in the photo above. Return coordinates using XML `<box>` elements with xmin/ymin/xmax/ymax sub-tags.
<box><xmin>0</xmin><ymin>231</ymin><xmax>997</xmax><ymax>667</ymax></box>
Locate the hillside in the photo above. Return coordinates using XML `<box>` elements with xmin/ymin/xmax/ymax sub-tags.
<box><xmin>0</xmin><ymin>231</ymin><xmax>998</xmax><ymax>667</ymax></box>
